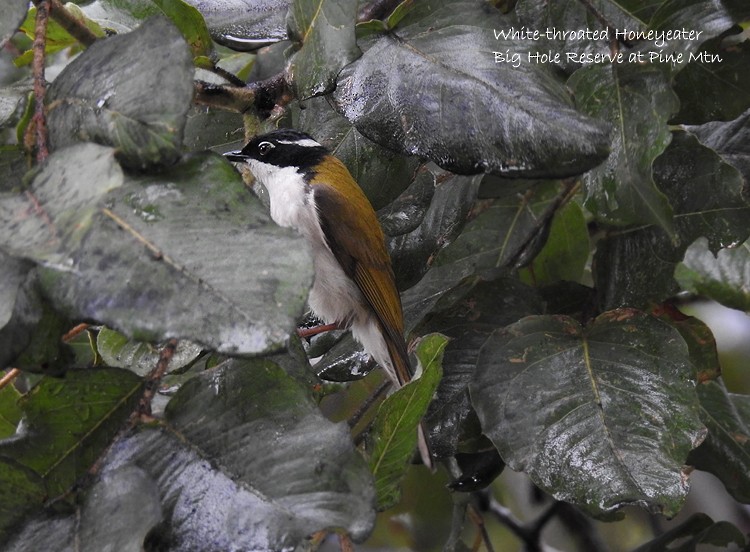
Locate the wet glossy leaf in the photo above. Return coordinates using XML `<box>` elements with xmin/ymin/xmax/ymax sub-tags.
<box><xmin>0</xmin><ymin>146</ymin><xmax>27</xmax><ymax>191</ymax></box>
<box><xmin>672</xmin><ymin>32</ymin><xmax>750</xmax><ymax>125</ymax></box>
<box><xmin>78</xmin><ymin>465</ymin><xmax>162</xmax><ymax>552</ymax></box>
<box><xmin>0</xmin><ymin>143</ymin><xmax>124</xmax><ymax>264</ymax></box>
<box><xmin>688</xmin><ymin>380</ymin><xmax>750</xmax><ymax>503</ymax></box>
<box><xmin>416</xmin><ymin>278</ymin><xmax>543</xmax><ymax>458</ymax></box>
<box><xmin>333</xmin><ymin>1</ymin><xmax>610</xmax><ymax>178</ymax></box>
<box><xmin>297</xmin><ymin>96</ymin><xmax>420</xmax><ymax>210</ymax></box>
<box><xmin>96</xmin><ymin>327</ymin><xmax>202</xmax><ymax>376</ymax></box>
<box><xmin>286</xmin><ymin>0</ymin><xmax>360</xmax><ymax>99</ymax></box>
<box><xmin>686</xmin><ymin>109</ymin><xmax>750</xmax><ymax>184</ymax></box>
<box><xmin>0</xmin><ymin>0</ymin><xmax>28</xmax><ymax>47</ymax></box>
<box><xmin>634</xmin><ymin>513</ymin><xmax>746</xmax><ymax>552</ymax></box>
<box><xmin>595</xmin><ymin>131</ymin><xmax>750</xmax><ymax>309</ymax></box>
<box><xmin>184</xmin><ymin>0</ymin><xmax>290</xmax><ymax>51</ymax></box>
<box><xmin>471</xmin><ymin>309</ymin><xmax>705</xmax><ymax>517</ymax></box>
<box><xmin>388</xmin><ymin>167</ymin><xmax>481</xmax><ymax>290</ymax></box>
<box><xmin>79</xmin><ymin>0</ymin><xmax>161</xmax><ymax>33</ymax></box>
<box><xmin>0</xmin><ymin>368</ymin><xmax>143</xmax><ymax>498</ymax></box>
<box><xmin>369</xmin><ymin>334</ymin><xmax>446</xmax><ymax>510</ymax></box>
<box><xmin>94</xmin><ymin>357</ymin><xmax>376</xmax><ymax>550</ymax></box>
<box><xmin>46</xmin><ymin>17</ymin><xmax>193</xmax><ymax>169</ymax></box>
<box><xmin>0</xmin><ymin>86</ymin><xmax>28</xmax><ymax>132</ymax></box>
<box><xmin>675</xmin><ymin>237</ymin><xmax>750</xmax><ymax>312</ymax></box>
<box><xmin>35</xmin><ymin>152</ymin><xmax>312</xmax><ymax>356</ymax></box>
<box><xmin>569</xmin><ymin>64</ymin><xmax>677</xmax><ymax>236</ymax></box>
<box><xmin>3</xmin><ymin>512</ymin><xmax>75</xmax><ymax>552</ymax></box>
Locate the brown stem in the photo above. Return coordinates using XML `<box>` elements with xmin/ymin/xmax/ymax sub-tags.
<box><xmin>467</xmin><ymin>504</ymin><xmax>496</xmax><ymax>552</ymax></box>
<box><xmin>134</xmin><ymin>338</ymin><xmax>179</xmax><ymax>419</ymax></box>
<box><xmin>32</xmin><ymin>0</ymin><xmax>50</xmax><ymax>164</ymax></box>
<box><xmin>34</xmin><ymin>0</ymin><xmax>98</xmax><ymax>47</ymax></box>
<box><xmin>0</xmin><ymin>368</ymin><xmax>21</xmax><ymax>391</ymax></box>
<box><xmin>194</xmin><ymin>72</ymin><xmax>289</xmax><ymax>115</ymax></box>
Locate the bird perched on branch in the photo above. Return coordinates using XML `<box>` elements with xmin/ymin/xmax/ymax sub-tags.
<box><xmin>225</xmin><ymin>129</ymin><xmax>431</xmax><ymax>466</ymax></box>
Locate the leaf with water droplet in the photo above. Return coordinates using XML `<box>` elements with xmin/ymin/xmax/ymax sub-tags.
<box><xmin>470</xmin><ymin>309</ymin><xmax>706</xmax><ymax>518</ymax></box>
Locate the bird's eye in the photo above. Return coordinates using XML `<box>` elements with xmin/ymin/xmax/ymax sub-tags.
<box><xmin>258</xmin><ymin>141</ymin><xmax>274</xmax><ymax>156</ymax></box>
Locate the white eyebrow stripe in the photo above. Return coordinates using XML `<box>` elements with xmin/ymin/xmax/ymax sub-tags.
<box><xmin>276</xmin><ymin>138</ymin><xmax>321</xmax><ymax>148</ymax></box>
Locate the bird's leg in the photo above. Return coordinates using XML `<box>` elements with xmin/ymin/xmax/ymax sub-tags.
<box><xmin>296</xmin><ymin>322</ymin><xmax>340</xmax><ymax>338</ymax></box>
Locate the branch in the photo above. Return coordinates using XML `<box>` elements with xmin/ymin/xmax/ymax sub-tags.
<box><xmin>133</xmin><ymin>338</ymin><xmax>179</xmax><ymax>419</ymax></box>
<box><xmin>194</xmin><ymin>73</ymin><xmax>290</xmax><ymax>116</ymax></box>
<box><xmin>0</xmin><ymin>368</ymin><xmax>20</xmax><ymax>391</ymax></box>
<box><xmin>31</xmin><ymin>0</ymin><xmax>50</xmax><ymax>163</ymax></box>
<box><xmin>34</xmin><ymin>0</ymin><xmax>98</xmax><ymax>47</ymax></box>
<box><xmin>502</xmin><ymin>178</ymin><xmax>581</xmax><ymax>270</ymax></box>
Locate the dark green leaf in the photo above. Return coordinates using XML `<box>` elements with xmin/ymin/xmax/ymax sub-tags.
<box><xmin>569</xmin><ymin>64</ymin><xmax>677</xmax><ymax>236</ymax></box>
<box><xmin>0</xmin><ymin>368</ymin><xmax>143</xmax><ymax>498</ymax></box>
<box><xmin>416</xmin><ymin>278</ymin><xmax>543</xmax><ymax>458</ymax></box>
<box><xmin>333</xmin><ymin>1</ymin><xmax>610</xmax><ymax>178</ymax></box>
<box><xmin>672</xmin><ymin>32</ymin><xmax>750</xmax><ymax>125</ymax></box>
<box><xmin>152</xmin><ymin>0</ymin><xmax>214</xmax><ymax>58</ymax></box>
<box><xmin>0</xmin><ymin>459</ymin><xmax>46</xmax><ymax>542</ymax></box>
<box><xmin>686</xmin><ymin>108</ymin><xmax>750</xmax><ymax>184</ymax></box>
<box><xmin>634</xmin><ymin>513</ymin><xmax>746</xmax><ymax>552</ymax></box>
<box><xmin>297</xmin><ymin>96</ymin><xmax>420</xmax><ymax>210</ymax></box>
<box><xmin>0</xmin><ymin>146</ymin><xmax>27</xmax><ymax>191</ymax></box>
<box><xmin>595</xmin><ymin>131</ymin><xmax>750</xmax><ymax>309</ymax></box>
<box><xmin>0</xmin><ymin>384</ymin><xmax>22</xmax><ymax>439</ymax></box>
<box><xmin>471</xmin><ymin>309</ymin><xmax>705</xmax><ymax>517</ymax></box>
<box><xmin>35</xmin><ymin>152</ymin><xmax>312</xmax><ymax>355</ymax></box>
<box><xmin>675</xmin><ymin>237</ymin><xmax>750</xmax><ymax>312</ymax></box>
<box><xmin>46</xmin><ymin>17</ymin><xmax>193</xmax><ymax>168</ymax></box>
<box><xmin>518</xmin><ymin>200</ymin><xmax>589</xmax><ymax>286</ymax></box>
<box><xmin>369</xmin><ymin>333</ymin><xmax>446</xmax><ymax>510</ymax></box>
<box><xmin>286</xmin><ymin>0</ymin><xmax>360</xmax><ymax>99</ymax></box>
<box><xmin>688</xmin><ymin>379</ymin><xmax>750</xmax><ymax>503</ymax></box>
<box><xmin>79</xmin><ymin>0</ymin><xmax>161</xmax><ymax>33</ymax></box>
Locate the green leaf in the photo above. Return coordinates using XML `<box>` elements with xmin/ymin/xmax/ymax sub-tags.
<box><xmin>518</xmin><ymin>200</ymin><xmax>590</xmax><ymax>286</ymax></box>
<box><xmin>152</xmin><ymin>0</ymin><xmax>214</xmax><ymax>58</ymax></box>
<box><xmin>688</xmin><ymin>379</ymin><xmax>750</xmax><ymax>503</ymax></box>
<box><xmin>0</xmin><ymin>384</ymin><xmax>22</xmax><ymax>439</ymax></box>
<box><xmin>686</xmin><ymin>109</ymin><xmax>750</xmax><ymax>185</ymax></box>
<box><xmin>46</xmin><ymin>17</ymin><xmax>193</xmax><ymax>168</ymax></box>
<box><xmin>0</xmin><ymin>459</ymin><xmax>46</xmax><ymax>542</ymax></box>
<box><xmin>471</xmin><ymin>309</ymin><xmax>706</xmax><ymax>518</ymax></box>
<box><xmin>96</xmin><ymin>327</ymin><xmax>202</xmax><ymax>376</ymax></box>
<box><xmin>369</xmin><ymin>333</ymin><xmax>446</xmax><ymax>510</ymax></box>
<box><xmin>675</xmin><ymin>237</ymin><xmax>750</xmax><ymax>312</ymax></box>
<box><xmin>286</xmin><ymin>0</ymin><xmax>360</xmax><ymax>99</ymax></box>
<box><xmin>415</xmin><ymin>278</ymin><xmax>543</xmax><ymax>458</ymax></box>
<box><xmin>633</xmin><ymin>513</ymin><xmax>746</xmax><ymax>552</ymax></box>
<box><xmin>569</xmin><ymin>64</ymin><xmax>677</xmax><ymax>237</ymax></box>
<box><xmin>69</xmin><ymin>357</ymin><xmax>375</xmax><ymax>550</ymax></box>
<box><xmin>595</xmin><ymin>131</ymin><xmax>750</xmax><ymax>309</ymax></box>
<box><xmin>0</xmin><ymin>368</ymin><xmax>143</xmax><ymax>498</ymax></box>
<box><xmin>672</xmin><ymin>32</ymin><xmax>750</xmax><ymax>125</ymax></box>
<box><xmin>333</xmin><ymin>1</ymin><xmax>610</xmax><ymax>178</ymax></box>
<box><xmin>33</xmin><ymin>152</ymin><xmax>312</xmax><ymax>356</ymax></box>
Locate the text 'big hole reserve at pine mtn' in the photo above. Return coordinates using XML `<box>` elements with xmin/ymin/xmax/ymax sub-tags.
<box><xmin>493</xmin><ymin>27</ymin><xmax>705</xmax><ymax>48</ymax></box>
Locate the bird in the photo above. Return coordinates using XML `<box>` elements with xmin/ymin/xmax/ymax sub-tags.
<box><xmin>225</xmin><ymin>129</ymin><xmax>431</xmax><ymax>466</ymax></box>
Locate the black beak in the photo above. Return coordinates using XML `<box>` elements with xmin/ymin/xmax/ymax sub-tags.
<box><xmin>224</xmin><ymin>150</ymin><xmax>248</xmax><ymax>163</ymax></box>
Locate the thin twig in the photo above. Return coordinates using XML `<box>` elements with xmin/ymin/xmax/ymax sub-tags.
<box><xmin>34</xmin><ymin>0</ymin><xmax>98</xmax><ymax>47</ymax></box>
<box><xmin>0</xmin><ymin>368</ymin><xmax>21</xmax><ymax>391</ymax></box>
<box><xmin>468</xmin><ymin>504</ymin><xmax>496</xmax><ymax>552</ymax></box>
<box><xmin>194</xmin><ymin>72</ymin><xmax>288</xmax><ymax>115</ymax></box>
<box><xmin>297</xmin><ymin>322</ymin><xmax>339</xmax><ymax>339</ymax></box>
<box><xmin>349</xmin><ymin>379</ymin><xmax>390</xmax><ymax>429</ymax></box>
<box><xmin>62</xmin><ymin>323</ymin><xmax>90</xmax><ymax>342</ymax></box>
<box><xmin>134</xmin><ymin>338</ymin><xmax>179</xmax><ymax>419</ymax></box>
<box><xmin>487</xmin><ymin>496</ymin><xmax>537</xmax><ymax>550</ymax></box>
<box><xmin>502</xmin><ymin>179</ymin><xmax>581</xmax><ymax>270</ymax></box>
<box><xmin>32</xmin><ymin>0</ymin><xmax>50</xmax><ymax>163</ymax></box>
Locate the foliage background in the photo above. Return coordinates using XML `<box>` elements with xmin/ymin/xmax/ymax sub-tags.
<box><xmin>1</xmin><ymin>0</ymin><xmax>750</xmax><ymax>550</ymax></box>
